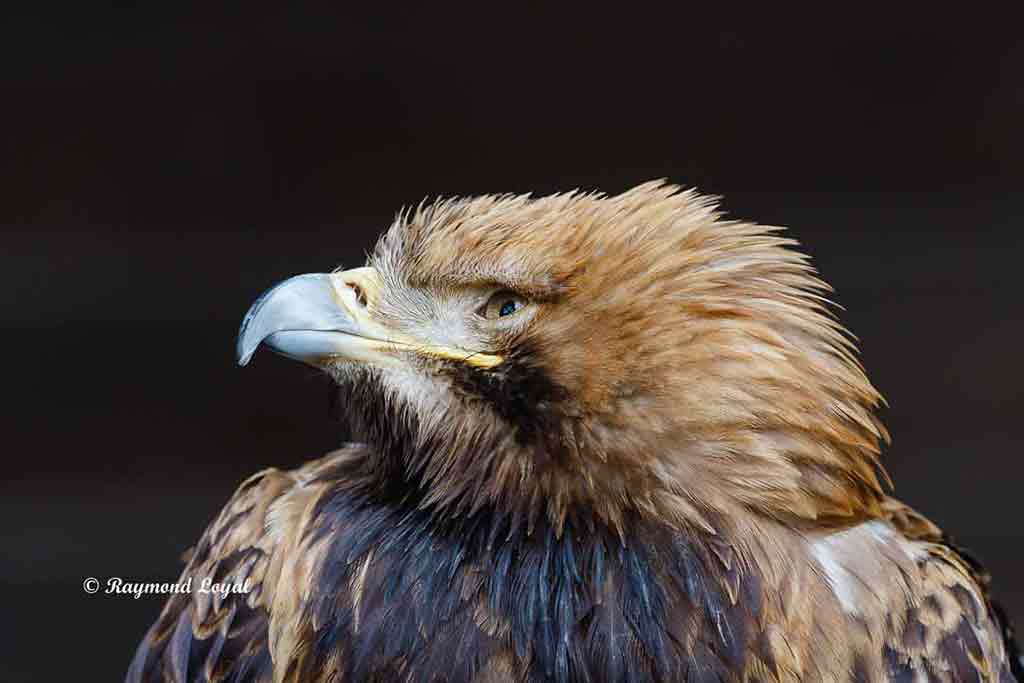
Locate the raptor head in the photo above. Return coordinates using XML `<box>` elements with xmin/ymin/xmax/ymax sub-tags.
<box><xmin>238</xmin><ymin>182</ymin><xmax>889</xmax><ymax>534</ymax></box>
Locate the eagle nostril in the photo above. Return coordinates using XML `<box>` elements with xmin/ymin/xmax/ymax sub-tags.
<box><xmin>347</xmin><ymin>281</ymin><xmax>368</xmax><ymax>307</ymax></box>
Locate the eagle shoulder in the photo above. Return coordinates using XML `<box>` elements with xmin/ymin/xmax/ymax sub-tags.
<box><xmin>883</xmin><ymin>500</ymin><xmax>1022</xmax><ymax>682</ymax></box>
<box><xmin>126</xmin><ymin>446</ymin><xmax>364</xmax><ymax>683</ymax></box>
<box><xmin>792</xmin><ymin>501</ymin><xmax>1021</xmax><ymax>682</ymax></box>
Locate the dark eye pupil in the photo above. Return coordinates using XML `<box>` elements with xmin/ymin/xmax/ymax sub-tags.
<box><xmin>499</xmin><ymin>300</ymin><xmax>518</xmax><ymax>317</ymax></box>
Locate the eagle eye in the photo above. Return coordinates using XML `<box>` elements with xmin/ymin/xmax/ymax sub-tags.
<box><xmin>480</xmin><ymin>290</ymin><xmax>527</xmax><ymax>321</ymax></box>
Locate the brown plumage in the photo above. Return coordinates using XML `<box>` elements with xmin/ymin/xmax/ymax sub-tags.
<box><xmin>129</xmin><ymin>181</ymin><xmax>1021</xmax><ymax>682</ymax></box>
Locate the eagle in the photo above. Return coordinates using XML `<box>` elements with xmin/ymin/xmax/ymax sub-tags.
<box><xmin>129</xmin><ymin>182</ymin><xmax>1021</xmax><ymax>682</ymax></box>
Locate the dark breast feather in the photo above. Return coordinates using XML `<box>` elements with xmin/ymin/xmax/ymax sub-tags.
<box><xmin>126</xmin><ymin>450</ymin><xmax>762</xmax><ymax>682</ymax></box>
<box><xmin>295</xmin><ymin>480</ymin><xmax>760</xmax><ymax>683</ymax></box>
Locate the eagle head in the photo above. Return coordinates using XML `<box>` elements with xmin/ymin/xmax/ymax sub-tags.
<box><xmin>238</xmin><ymin>181</ymin><xmax>889</xmax><ymax>535</ymax></box>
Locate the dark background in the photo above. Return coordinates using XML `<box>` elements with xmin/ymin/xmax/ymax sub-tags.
<box><xmin>3</xmin><ymin>5</ymin><xmax>1021</xmax><ymax>681</ymax></box>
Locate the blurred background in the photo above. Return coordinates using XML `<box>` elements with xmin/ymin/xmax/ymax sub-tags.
<box><xmin>3</xmin><ymin>5</ymin><xmax>1021</xmax><ymax>681</ymax></box>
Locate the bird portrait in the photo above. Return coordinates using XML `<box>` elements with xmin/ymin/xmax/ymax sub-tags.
<box><xmin>128</xmin><ymin>181</ymin><xmax>1022</xmax><ymax>682</ymax></box>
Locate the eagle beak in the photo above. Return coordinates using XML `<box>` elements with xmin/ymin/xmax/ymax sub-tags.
<box><xmin>237</xmin><ymin>269</ymin><xmax>375</xmax><ymax>367</ymax></box>
<box><xmin>236</xmin><ymin>267</ymin><xmax>504</xmax><ymax>369</ymax></box>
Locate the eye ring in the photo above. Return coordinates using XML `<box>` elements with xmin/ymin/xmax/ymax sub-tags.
<box><xmin>479</xmin><ymin>290</ymin><xmax>527</xmax><ymax>321</ymax></box>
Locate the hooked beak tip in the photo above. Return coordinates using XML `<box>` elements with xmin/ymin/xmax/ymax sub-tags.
<box><xmin>236</xmin><ymin>347</ymin><xmax>254</xmax><ymax>367</ymax></box>
<box><xmin>235</xmin><ymin>273</ymin><xmax>359</xmax><ymax>368</ymax></box>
